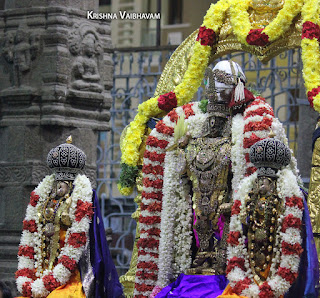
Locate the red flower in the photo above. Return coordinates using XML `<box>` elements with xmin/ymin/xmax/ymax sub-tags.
<box><xmin>43</xmin><ymin>274</ymin><xmax>61</xmax><ymax>292</ymax></box>
<box><xmin>285</xmin><ymin>196</ymin><xmax>303</xmax><ymax>209</ymax></box>
<box><xmin>244</xmin><ymin>117</ymin><xmax>273</xmax><ymax>132</ymax></box>
<box><xmin>231</xmin><ymin>200</ymin><xmax>241</xmax><ymax>215</ymax></box>
<box><xmin>302</xmin><ymin>21</ymin><xmax>320</xmax><ymax>40</ymax></box>
<box><xmin>135</xmin><ymin>283</ymin><xmax>155</xmax><ymax>292</ymax></box>
<box><xmin>58</xmin><ymin>255</ymin><xmax>77</xmax><ymax>272</ymax></box>
<box><xmin>156</xmin><ymin>120</ymin><xmax>174</xmax><ymax>136</ymax></box>
<box><xmin>197</xmin><ymin>26</ymin><xmax>216</xmax><ymax>46</ymax></box>
<box><xmin>68</xmin><ymin>232</ymin><xmax>87</xmax><ymax>248</ymax></box>
<box><xmin>138</xmin><ymin>250</ymin><xmax>159</xmax><ymax>258</ymax></box>
<box><xmin>245</xmin><ymin>166</ymin><xmax>257</xmax><ymax>176</ymax></box>
<box><xmin>146</xmin><ymin>136</ymin><xmax>169</xmax><ymax>149</ymax></box>
<box><xmin>18</xmin><ymin>245</ymin><xmax>35</xmax><ymax>259</ymax></box>
<box><xmin>233</xmin><ymin>277</ymin><xmax>251</xmax><ymax>295</ymax></box>
<box><xmin>246</xmin><ymin>28</ymin><xmax>269</xmax><ymax>46</ymax></box>
<box><xmin>226</xmin><ymin>256</ymin><xmax>246</xmax><ymax>275</ymax></box>
<box><xmin>259</xmin><ymin>282</ymin><xmax>274</xmax><ymax>298</ymax></box>
<box><xmin>182</xmin><ymin>103</ymin><xmax>195</xmax><ymax>119</ymax></box>
<box><xmin>75</xmin><ymin>200</ymin><xmax>94</xmax><ymax>222</ymax></box>
<box><xmin>281</xmin><ymin>214</ymin><xmax>302</xmax><ymax>232</ymax></box>
<box><xmin>135</xmin><ymin>295</ymin><xmax>148</xmax><ymax>298</ymax></box>
<box><xmin>143</xmin><ymin>177</ymin><xmax>163</xmax><ymax>189</ymax></box>
<box><xmin>227</xmin><ymin>231</ymin><xmax>241</xmax><ymax>246</ymax></box>
<box><xmin>140</xmin><ymin>201</ymin><xmax>162</xmax><ymax>213</ymax></box>
<box><xmin>23</xmin><ymin>220</ymin><xmax>37</xmax><ymax>233</ymax></box>
<box><xmin>22</xmin><ymin>281</ymin><xmax>32</xmax><ymax>297</ymax></box>
<box><xmin>307</xmin><ymin>86</ymin><xmax>320</xmax><ymax>108</ymax></box>
<box><xmin>137</xmin><ymin>261</ymin><xmax>158</xmax><ymax>271</ymax></box>
<box><xmin>136</xmin><ymin>270</ymin><xmax>158</xmax><ymax>280</ymax></box>
<box><xmin>278</xmin><ymin>267</ymin><xmax>298</xmax><ymax>284</ymax></box>
<box><xmin>140</xmin><ymin>227</ymin><xmax>161</xmax><ymax>237</ymax></box>
<box><xmin>158</xmin><ymin>92</ymin><xmax>177</xmax><ymax>112</ymax></box>
<box><xmin>137</xmin><ymin>237</ymin><xmax>159</xmax><ymax>249</ymax></box>
<box><xmin>143</xmin><ymin>151</ymin><xmax>165</xmax><ymax>163</ymax></box>
<box><xmin>244</xmin><ymin>106</ymin><xmax>274</xmax><ymax>119</ymax></box>
<box><xmin>15</xmin><ymin>268</ymin><xmax>35</xmax><ymax>280</ymax></box>
<box><xmin>142</xmin><ymin>164</ymin><xmax>164</xmax><ymax>176</ymax></box>
<box><xmin>243</xmin><ymin>133</ymin><xmax>264</xmax><ymax>149</ymax></box>
<box><xmin>141</xmin><ymin>191</ymin><xmax>163</xmax><ymax>201</ymax></box>
<box><xmin>168</xmin><ymin>109</ymin><xmax>179</xmax><ymax>123</ymax></box>
<box><xmin>30</xmin><ymin>191</ymin><xmax>40</xmax><ymax>207</ymax></box>
<box><xmin>282</xmin><ymin>242</ymin><xmax>303</xmax><ymax>256</ymax></box>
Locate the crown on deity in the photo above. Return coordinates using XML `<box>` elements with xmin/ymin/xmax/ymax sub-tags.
<box><xmin>204</xmin><ymin>67</ymin><xmax>231</xmax><ymax>117</ymax></box>
<box><xmin>205</xmin><ymin>60</ymin><xmax>247</xmax><ymax>115</ymax></box>
<box><xmin>47</xmin><ymin>136</ymin><xmax>86</xmax><ymax>181</ymax></box>
<box><xmin>249</xmin><ymin>135</ymin><xmax>291</xmax><ymax>177</ymax></box>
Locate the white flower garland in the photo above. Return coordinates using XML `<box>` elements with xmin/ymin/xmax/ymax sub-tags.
<box><xmin>16</xmin><ymin>174</ymin><xmax>93</xmax><ymax>298</ymax></box>
<box><xmin>227</xmin><ymin>144</ymin><xmax>304</xmax><ymax>296</ymax></box>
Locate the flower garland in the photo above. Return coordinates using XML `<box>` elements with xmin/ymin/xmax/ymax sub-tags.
<box><xmin>229</xmin><ymin>0</ymin><xmax>303</xmax><ymax>46</ymax></box>
<box><xmin>134</xmin><ymin>103</ymin><xmax>205</xmax><ymax>297</ymax></box>
<box><xmin>118</xmin><ymin>0</ymin><xmax>230</xmax><ymax>195</ymax></box>
<box><xmin>119</xmin><ymin>0</ymin><xmax>320</xmax><ymax>195</ymax></box>
<box><xmin>301</xmin><ymin>0</ymin><xmax>320</xmax><ymax>111</ymax></box>
<box><xmin>227</xmin><ymin>168</ymin><xmax>303</xmax><ymax>297</ymax></box>
<box><xmin>16</xmin><ymin>174</ymin><xmax>93</xmax><ymax>298</ymax></box>
<box><xmin>226</xmin><ymin>106</ymin><xmax>304</xmax><ymax>297</ymax></box>
<box><xmin>135</xmin><ymin>96</ymin><xmax>278</xmax><ymax>297</ymax></box>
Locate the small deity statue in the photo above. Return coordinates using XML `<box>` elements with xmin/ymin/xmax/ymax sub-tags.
<box><xmin>70</xmin><ymin>31</ymin><xmax>103</xmax><ymax>93</ymax></box>
<box><xmin>16</xmin><ymin>136</ymin><xmax>123</xmax><ymax>298</ymax></box>
<box><xmin>221</xmin><ymin>138</ymin><xmax>319</xmax><ymax>297</ymax></box>
<box><xmin>243</xmin><ymin>139</ymin><xmax>291</xmax><ymax>284</ymax></box>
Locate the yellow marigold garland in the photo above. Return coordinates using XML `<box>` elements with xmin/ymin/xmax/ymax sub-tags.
<box><xmin>301</xmin><ymin>0</ymin><xmax>320</xmax><ymax>111</ymax></box>
<box><xmin>119</xmin><ymin>0</ymin><xmax>320</xmax><ymax>195</ymax></box>
<box><xmin>229</xmin><ymin>0</ymin><xmax>251</xmax><ymax>44</ymax></box>
<box><xmin>229</xmin><ymin>0</ymin><xmax>303</xmax><ymax>44</ymax></box>
<box><xmin>118</xmin><ymin>0</ymin><xmax>230</xmax><ymax>195</ymax></box>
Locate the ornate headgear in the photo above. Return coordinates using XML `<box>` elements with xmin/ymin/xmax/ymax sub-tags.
<box><xmin>204</xmin><ymin>67</ymin><xmax>231</xmax><ymax>117</ymax></box>
<box><xmin>205</xmin><ymin>60</ymin><xmax>247</xmax><ymax>114</ymax></box>
<box><xmin>47</xmin><ymin>136</ymin><xmax>86</xmax><ymax>181</ymax></box>
<box><xmin>249</xmin><ymin>137</ymin><xmax>291</xmax><ymax>177</ymax></box>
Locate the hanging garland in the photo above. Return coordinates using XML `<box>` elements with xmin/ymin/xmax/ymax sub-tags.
<box><xmin>226</xmin><ymin>169</ymin><xmax>303</xmax><ymax>297</ymax></box>
<box><xmin>119</xmin><ymin>0</ymin><xmax>320</xmax><ymax>195</ymax></box>
<box><xmin>301</xmin><ymin>0</ymin><xmax>320</xmax><ymax>110</ymax></box>
<box><xmin>118</xmin><ymin>0</ymin><xmax>230</xmax><ymax>195</ymax></box>
<box><xmin>16</xmin><ymin>175</ymin><xmax>93</xmax><ymax>298</ymax></box>
<box><xmin>229</xmin><ymin>0</ymin><xmax>303</xmax><ymax>46</ymax></box>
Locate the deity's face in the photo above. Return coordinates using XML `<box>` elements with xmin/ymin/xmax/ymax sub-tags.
<box><xmin>257</xmin><ymin>177</ymin><xmax>275</xmax><ymax>196</ymax></box>
<box><xmin>56</xmin><ymin>181</ymin><xmax>70</xmax><ymax>197</ymax></box>
<box><xmin>206</xmin><ymin>115</ymin><xmax>227</xmax><ymax>137</ymax></box>
<box><xmin>82</xmin><ymin>33</ymin><xmax>96</xmax><ymax>57</ymax></box>
<box><xmin>215</xmin><ymin>84</ymin><xmax>234</xmax><ymax>104</ymax></box>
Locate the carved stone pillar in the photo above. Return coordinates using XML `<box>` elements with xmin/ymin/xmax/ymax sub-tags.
<box><xmin>0</xmin><ymin>1</ymin><xmax>112</xmax><ymax>294</ymax></box>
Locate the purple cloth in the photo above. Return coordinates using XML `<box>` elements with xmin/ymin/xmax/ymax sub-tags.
<box><xmin>156</xmin><ymin>274</ymin><xmax>228</xmax><ymax>298</ymax></box>
<box><xmin>89</xmin><ymin>190</ymin><xmax>124</xmax><ymax>298</ymax></box>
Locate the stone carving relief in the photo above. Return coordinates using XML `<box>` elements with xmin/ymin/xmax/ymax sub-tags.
<box><xmin>68</xmin><ymin>24</ymin><xmax>103</xmax><ymax>94</ymax></box>
<box><xmin>2</xmin><ymin>24</ymin><xmax>40</xmax><ymax>88</ymax></box>
<box><xmin>0</xmin><ymin>165</ymin><xmax>29</xmax><ymax>184</ymax></box>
